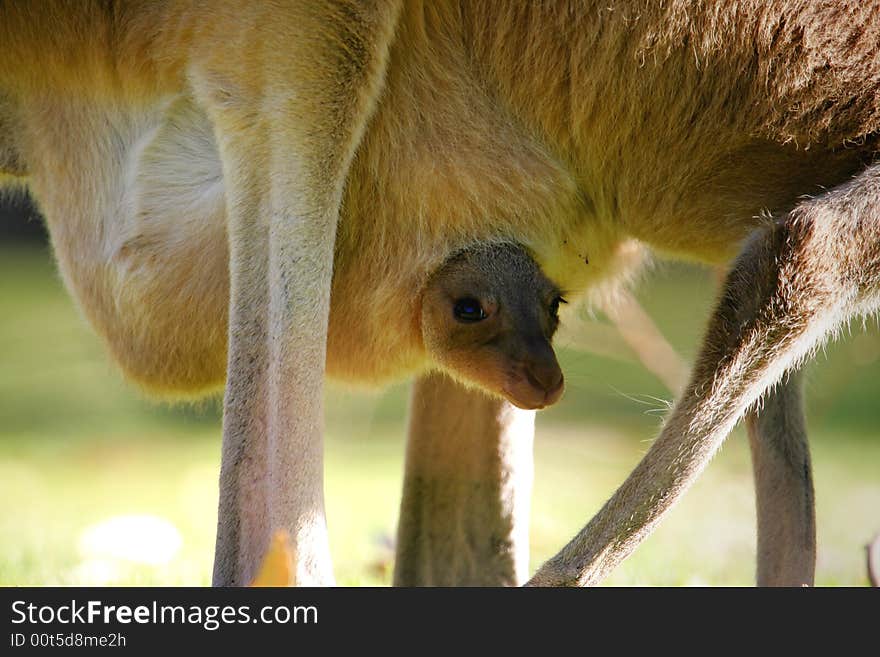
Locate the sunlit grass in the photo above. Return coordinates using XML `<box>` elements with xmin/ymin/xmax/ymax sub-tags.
<box><xmin>1</xmin><ymin>243</ymin><xmax>879</xmax><ymax>586</ymax></box>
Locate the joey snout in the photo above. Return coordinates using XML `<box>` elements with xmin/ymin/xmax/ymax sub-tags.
<box><xmin>502</xmin><ymin>335</ymin><xmax>564</xmax><ymax>410</ymax></box>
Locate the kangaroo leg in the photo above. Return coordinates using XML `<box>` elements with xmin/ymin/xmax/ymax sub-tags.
<box><xmin>394</xmin><ymin>372</ymin><xmax>534</xmax><ymax>586</ymax></box>
<box><xmin>746</xmin><ymin>372</ymin><xmax>816</xmax><ymax>586</ymax></box>
<box><xmin>190</xmin><ymin>2</ymin><xmax>402</xmax><ymax>586</ymax></box>
<box><xmin>529</xmin><ymin>162</ymin><xmax>880</xmax><ymax>586</ymax></box>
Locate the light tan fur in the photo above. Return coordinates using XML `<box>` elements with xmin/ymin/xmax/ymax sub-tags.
<box><xmin>4</xmin><ymin>1</ymin><xmax>880</xmax><ymax>585</ymax></box>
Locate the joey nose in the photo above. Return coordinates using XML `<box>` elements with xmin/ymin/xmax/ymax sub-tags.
<box><xmin>524</xmin><ymin>359</ymin><xmax>564</xmax><ymax>399</ymax></box>
<box><xmin>522</xmin><ymin>341</ymin><xmax>564</xmax><ymax>405</ymax></box>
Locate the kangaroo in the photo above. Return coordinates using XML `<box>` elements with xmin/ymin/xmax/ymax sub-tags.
<box><xmin>3</xmin><ymin>1</ymin><xmax>879</xmax><ymax>585</ymax></box>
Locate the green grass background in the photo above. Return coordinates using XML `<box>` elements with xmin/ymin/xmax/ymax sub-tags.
<box><xmin>1</xmin><ymin>243</ymin><xmax>878</xmax><ymax>586</ymax></box>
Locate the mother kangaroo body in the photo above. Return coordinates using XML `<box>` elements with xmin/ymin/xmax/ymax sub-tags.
<box><xmin>2</xmin><ymin>1</ymin><xmax>879</xmax><ymax>585</ymax></box>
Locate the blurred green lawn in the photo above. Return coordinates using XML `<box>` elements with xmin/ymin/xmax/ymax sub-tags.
<box><xmin>1</xmin><ymin>243</ymin><xmax>878</xmax><ymax>586</ymax></box>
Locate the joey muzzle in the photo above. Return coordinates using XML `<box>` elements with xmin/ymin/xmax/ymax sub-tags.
<box><xmin>504</xmin><ymin>336</ymin><xmax>564</xmax><ymax>410</ymax></box>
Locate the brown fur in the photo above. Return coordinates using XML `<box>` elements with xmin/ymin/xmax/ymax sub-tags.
<box><xmin>421</xmin><ymin>242</ymin><xmax>565</xmax><ymax>410</ymax></box>
<box><xmin>3</xmin><ymin>1</ymin><xmax>880</xmax><ymax>585</ymax></box>
<box><xmin>395</xmin><ymin>371</ymin><xmax>535</xmax><ymax>586</ymax></box>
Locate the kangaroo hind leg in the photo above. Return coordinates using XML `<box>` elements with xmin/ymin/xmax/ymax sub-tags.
<box><xmin>530</xmin><ymin>161</ymin><xmax>880</xmax><ymax>586</ymax></box>
<box><xmin>747</xmin><ymin>372</ymin><xmax>816</xmax><ymax>586</ymax></box>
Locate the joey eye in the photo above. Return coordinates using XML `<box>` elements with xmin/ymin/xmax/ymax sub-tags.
<box><xmin>453</xmin><ymin>297</ymin><xmax>487</xmax><ymax>323</ymax></box>
<box><xmin>549</xmin><ymin>295</ymin><xmax>567</xmax><ymax>318</ymax></box>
